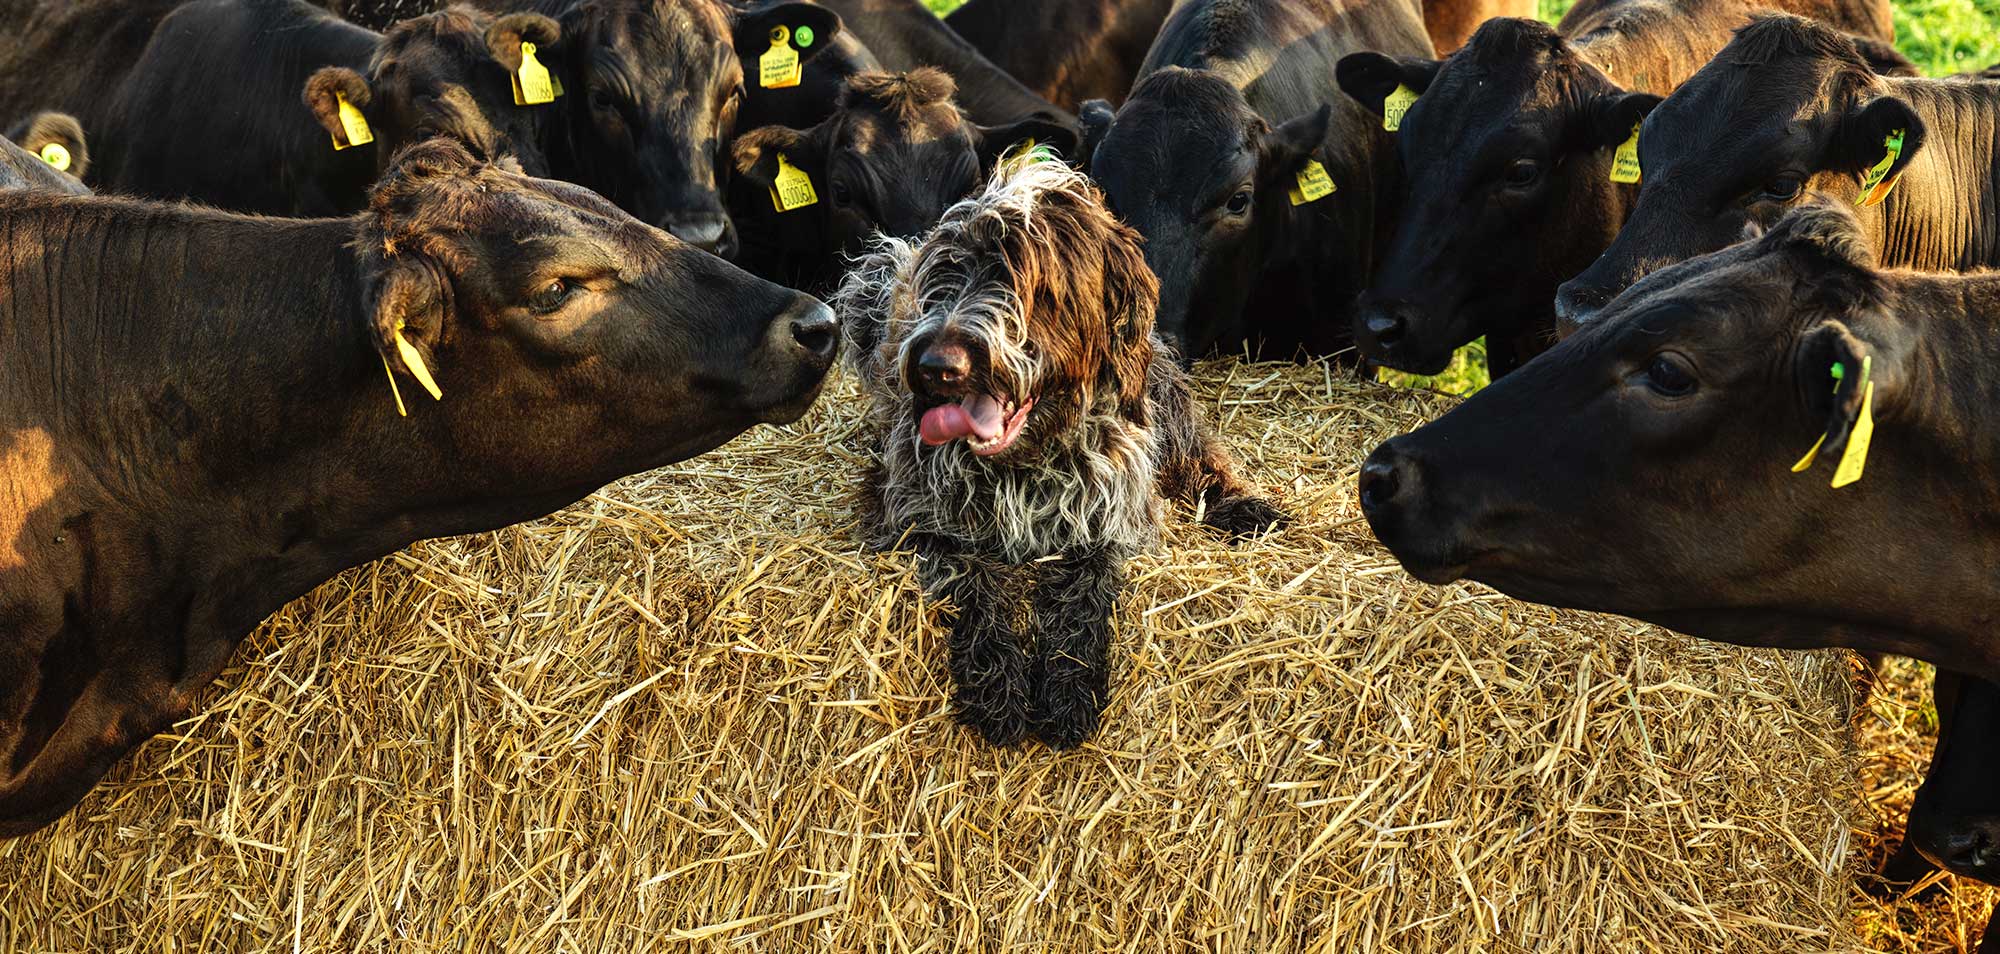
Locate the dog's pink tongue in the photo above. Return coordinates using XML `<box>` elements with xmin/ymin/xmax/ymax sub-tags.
<box><xmin>919</xmin><ymin>396</ymin><xmax>1005</xmax><ymax>445</ymax></box>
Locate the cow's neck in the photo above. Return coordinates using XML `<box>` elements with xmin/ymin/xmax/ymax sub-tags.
<box><xmin>1865</xmin><ymin>78</ymin><xmax>2000</xmax><ymax>272</ymax></box>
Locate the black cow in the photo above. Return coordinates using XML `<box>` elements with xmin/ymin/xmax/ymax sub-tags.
<box><xmin>1082</xmin><ymin>0</ymin><xmax>1434</xmax><ymax>363</ymax></box>
<box><xmin>0</xmin><ymin>140</ymin><xmax>837</xmax><ymax>839</ymax></box>
<box><xmin>814</xmin><ymin>0</ymin><xmax>1074</xmax><ymax>129</ymax></box>
<box><xmin>943</xmin><ymin>0</ymin><xmax>1174</xmax><ymax>112</ymax></box>
<box><xmin>1361</xmin><ymin>201</ymin><xmax>2000</xmax><ymax>679</ymax></box>
<box><xmin>1334</xmin><ymin>0</ymin><xmax>1897</xmax><ymax>377</ymax></box>
<box><xmin>0</xmin><ymin>0</ymin><xmax>561</xmax><ymax>217</ymax></box>
<box><xmin>1874</xmin><ymin>671</ymin><xmax>2000</xmax><ymax>953</ymax></box>
<box><xmin>730</xmin><ymin>68</ymin><xmax>1077</xmax><ymax>294</ymax></box>
<box><xmin>1557</xmin><ymin>14</ymin><xmax>1999</xmax><ymax>325</ymax></box>
<box><xmin>0</xmin><ymin>112</ymin><xmax>88</xmax><ymax>194</ymax></box>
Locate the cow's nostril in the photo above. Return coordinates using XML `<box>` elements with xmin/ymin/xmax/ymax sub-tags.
<box><xmin>1947</xmin><ymin>828</ymin><xmax>1997</xmax><ymax>871</ymax></box>
<box><xmin>1365</xmin><ymin>308</ymin><xmax>1408</xmax><ymax>347</ymax></box>
<box><xmin>789</xmin><ymin>305</ymin><xmax>838</xmax><ymax>361</ymax></box>
<box><xmin>1359</xmin><ymin>458</ymin><xmax>1401</xmax><ymax>513</ymax></box>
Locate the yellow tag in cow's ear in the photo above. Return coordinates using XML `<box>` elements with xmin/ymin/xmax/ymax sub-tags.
<box><xmin>512</xmin><ymin>40</ymin><xmax>557</xmax><ymax>106</ymax></box>
<box><xmin>1609</xmin><ymin>122</ymin><xmax>1641</xmax><ymax>184</ymax></box>
<box><xmin>760</xmin><ymin>26</ymin><xmax>801</xmax><ymax>90</ymax></box>
<box><xmin>333</xmin><ymin>92</ymin><xmax>373</xmax><ymax>151</ymax></box>
<box><xmin>37</xmin><ymin>142</ymin><xmax>69</xmax><ymax>172</ymax></box>
<box><xmin>1791</xmin><ymin>361</ymin><xmax>1846</xmax><ymax>472</ymax></box>
<box><xmin>381</xmin><ymin>353</ymin><xmax>409</xmax><ymax>417</ymax></box>
<box><xmin>1831</xmin><ymin>356</ymin><xmax>1875</xmax><ymax>488</ymax></box>
<box><xmin>393</xmin><ymin>325</ymin><xmax>444</xmax><ymax>401</ymax></box>
<box><xmin>1858</xmin><ymin>129</ymin><xmax>1904</xmax><ymax>207</ymax></box>
<box><xmin>769</xmin><ymin>153</ymin><xmax>817</xmax><ymax>211</ymax></box>
<box><xmin>1382</xmin><ymin>84</ymin><xmax>1417</xmax><ymax>132</ymax></box>
<box><xmin>1288</xmin><ymin>158</ymin><xmax>1335</xmax><ymax>205</ymax></box>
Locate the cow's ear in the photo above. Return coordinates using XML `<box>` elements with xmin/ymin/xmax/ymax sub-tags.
<box><xmin>15</xmin><ymin>112</ymin><xmax>87</xmax><ymax>179</ymax></box>
<box><xmin>733</xmin><ymin>3</ymin><xmax>843</xmax><ymax>69</ymax></box>
<box><xmin>732</xmin><ymin>124</ymin><xmax>814</xmax><ymax>190</ymax></box>
<box><xmin>1079</xmin><ymin>99</ymin><xmax>1116</xmax><ymax>169</ymax></box>
<box><xmin>1849</xmin><ymin>34</ymin><xmax>1919</xmax><ymax>76</ymax></box>
<box><xmin>304</xmin><ymin>67</ymin><xmax>373</xmax><ymax>144</ymax></box>
<box><xmin>1335</xmin><ymin>52</ymin><xmax>1440</xmax><ymax>117</ymax></box>
<box><xmin>484</xmin><ymin>13</ymin><xmax>562</xmax><ymax>72</ymax></box>
<box><xmin>1580</xmin><ymin>91</ymin><xmax>1662</xmax><ymax>150</ymax></box>
<box><xmin>1258</xmin><ymin>105</ymin><xmax>1332</xmax><ymax>182</ymax></box>
<box><xmin>1829</xmin><ymin>96</ymin><xmax>1925</xmax><ymax>181</ymax></box>
<box><xmin>1790</xmin><ymin>318</ymin><xmax>1890</xmax><ymax>476</ymax></box>
<box><xmin>368</xmin><ymin>257</ymin><xmax>451</xmax><ymax>410</ymax></box>
<box><xmin>975</xmin><ymin>117</ymin><xmax>1082</xmax><ymax>170</ymax></box>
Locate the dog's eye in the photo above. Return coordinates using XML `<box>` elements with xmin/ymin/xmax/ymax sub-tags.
<box><xmin>1503</xmin><ymin>159</ymin><xmax>1541</xmax><ymax>188</ymax></box>
<box><xmin>1223</xmin><ymin>190</ymin><xmax>1252</xmax><ymax>216</ymax></box>
<box><xmin>1762</xmin><ymin>174</ymin><xmax>1804</xmax><ymax>202</ymax></box>
<box><xmin>1643</xmin><ymin>352</ymin><xmax>1696</xmax><ymax>397</ymax></box>
<box><xmin>529</xmin><ymin>278</ymin><xmax>576</xmax><ymax>314</ymax></box>
<box><xmin>1022</xmin><ymin>340</ymin><xmax>1041</xmax><ymax>360</ymax></box>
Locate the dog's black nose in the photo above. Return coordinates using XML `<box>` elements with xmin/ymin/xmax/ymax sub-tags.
<box><xmin>916</xmin><ymin>342</ymin><xmax>971</xmax><ymax>395</ymax></box>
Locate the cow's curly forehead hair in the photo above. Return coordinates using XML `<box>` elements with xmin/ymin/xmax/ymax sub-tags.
<box><xmin>838</xmin><ymin>159</ymin><xmax>1157</xmax><ymax>415</ymax></box>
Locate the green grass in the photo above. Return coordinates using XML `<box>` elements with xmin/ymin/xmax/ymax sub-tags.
<box><xmin>919</xmin><ymin>0</ymin><xmax>1999</xmax><ymax>395</ymax></box>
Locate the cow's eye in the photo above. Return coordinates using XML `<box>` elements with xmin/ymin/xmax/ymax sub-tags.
<box><xmin>832</xmin><ymin>182</ymin><xmax>854</xmax><ymax>208</ymax></box>
<box><xmin>1223</xmin><ymin>190</ymin><xmax>1253</xmax><ymax>216</ymax></box>
<box><xmin>1503</xmin><ymin>159</ymin><xmax>1541</xmax><ymax>188</ymax></box>
<box><xmin>1762</xmin><ymin>175</ymin><xmax>1804</xmax><ymax>202</ymax></box>
<box><xmin>1644</xmin><ymin>353</ymin><xmax>1697</xmax><ymax>397</ymax></box>
<box><xmin>590</xmin><ymin>88</ymin><xmax>618</xmax><ymax>111</ymax></box>
<box><xmin>529</xmin><ymin>278</ymin><xmax>576</xmax><ymax>314</ymax></box>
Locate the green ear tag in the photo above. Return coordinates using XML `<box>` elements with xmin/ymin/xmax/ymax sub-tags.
<box><xmin>1382</xmin><ymin>84</ymin><xmax>1417</xmax><ymax>132</ymax></box>
<box><xmin>1858</xmin><ymin>129</ymin><xmax>1905</xmax><ymax>207</ymax></box>
<box><xmin>1609</xmin><ymin>122</ymin><xmax>1641</xmax><ymax>184</ymax></box>
<box><xmin>37</xmin><ymin>142</ymin><xmax>69</xmax><ymax>171</ymax></box>
<box><xmin>794</xmin><ymin>25</ymin><xmax>814</xmax><ymax>48</ymax></box>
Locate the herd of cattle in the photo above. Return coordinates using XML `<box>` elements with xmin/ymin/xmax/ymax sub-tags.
<box><xmin>0</xmin><ymin>0</ymin><xmax>1994</xmax><ymax>943</ymax></box>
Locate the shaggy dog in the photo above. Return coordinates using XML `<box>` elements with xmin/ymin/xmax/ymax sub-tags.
<box><xmin>834</xmin><ymin>160</ymin><xmax>1286</xmax><ymax>748</ymax></box>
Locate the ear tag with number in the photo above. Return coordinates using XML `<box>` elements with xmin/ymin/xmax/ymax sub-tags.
<box><xmin>769</xmin><ymin>153</ymin><xmax>818</xmax><ymax>211</ymax></box>
<box><xmin>333</xmin><ymin>92</ymin><xmax>373</xmax><ymax>151</ymax></box>
<box><xmin>760</xmin><ymin>26</ymin><xmax>801</xmax><ymax>90</ymax></box>
<box><xmin>1382</xmin><ymin>84</ymin><xmax>1417</xmax><ymax>132</ymax></box>
<box><xmin>1609</xmin><ymin>122</ymin><xmax>1641</xmax><ymax>184</ymax></box>
<box><xmin>1831</xmin><ymin>355</ymin><xmax>1875</xmax><ymax>488</ymax></box>
<box><xmin>393</xmin><ymin>323</ymin><xmax>444</xmax><ymax>402</ymax></box>
<box><xmin>1858</xmin><ymin>129</ymin><xmax>1904</xmax><ymax>207</ymax></box>
<box><xmin>512</xmin><ymin>41</ymin><xmax>557</xmax><ymax>105</ymax></box>
<box><xmin>37</xmin><ymin>142</ymin><xmax>69</xmax><ymax>172</ymax></box>
<box><xmin>1288</xmin><ymin>158</ymin><xmax>1336</xmax><ymax>205</ymax></box>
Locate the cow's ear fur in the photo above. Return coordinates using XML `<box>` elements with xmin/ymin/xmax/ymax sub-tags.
<box><xmin>1335</xmin><ymin>52</ymin><xmax>1440</xmax><ymax>117</ymax></box>
<box><xmin>975</xmin><ymin>118</ymin><xmax>1082</xmax><ymax>170</ymax></box>
<box><xmin>1828</xmin><ymin>96</ymin><xmax>1925</xmax><ymax>182</ymax></box>
<box><xmin>16</xmin><ymin>112</ymin><xmax>87</xmax><ymax>179</ymax></box>
<box><xmin>732</xmin><ymin>2</ymin><xmax>842</xmax><ymax>68</ymax></box>
<box><xmin>369</xmin><ymin>257</ymin><xmax>450</xmax><ymax>395</ymax></box>
<box><xmin>304</xmin><ymin>67</ymin><xmax>373</xmax><ymax>143</ymax></box>
<box><xmin>732</xmin><ymin>124</ymin><xmax>816</xmax><ymax>191</ymax></box>
<box><xmin>484</xmin><ymin>13</ymin><xmax>561</xmax><ymax>72</ymax></box>
<box><xmin>1079</xmin><ymin>99</ymin><xmax>1116</xmax><ymax>169</ymax></box>
<box><xmin>1581</xmin><ymin>91</ymin><xmax>1662</xmax><ymax>151</ymax></box>
<box><xmin>1258</xmin><ymin>105</ymin><xmax>1332</xmax><ymax>182</ymax></box>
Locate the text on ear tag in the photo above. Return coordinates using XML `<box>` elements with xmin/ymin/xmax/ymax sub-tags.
<box><xmin>393</xmin><ymin>324</ymin><xmax>444</xmax><ymax>401</ymax></box>
<box><xmin>1859</xmin><ymin>129</ymin><xmax>1904</xmax><ymax>207</ymax></box>
<box><xmin>1382</xmin><ymin>84</ymin><xmax>1417</xmax><ymax>132</ymax></box>
<box><xmin>1288</xmin><ymin>158</ymin><xmax>1336</xmax><ymax>205</ymax></box>
<box><xmin>1831</xmin><ymin>355</ymin><xmax>1875</xmax><ymax>488</ymax></box>
<box><xmin>333</xmin><ymin>92</ymin><xmax>374</xmax><ymax>150</ymax></box>
<box><xmin>1609</xmin><ymin>122</ymin><xmax>1641</xmax><ymax>184</ymax></box>
<box><xmin>512</xmin><ymin>40</ymin><xmax>557</xmax><ymax>106</ymax></box>
<box><xmin>36</xmin><ymin>142</ymin><xmax>69</xmax><ymax>172</ymax></box>
<box><xmin>769</xmin><ymin>153</ymin><xmax>817</xmax><ymax>211</ymax></box>
<box><xmin>760</xmin><ymin>26</ymin><xmax>801</xmax><ymax>90</ymax></box>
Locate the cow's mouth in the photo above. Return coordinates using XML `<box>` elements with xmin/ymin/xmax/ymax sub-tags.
<box><xmin>918</xmin><ymin>393</ymin><xmax>1035</xmax><ymax>457</ymax></box>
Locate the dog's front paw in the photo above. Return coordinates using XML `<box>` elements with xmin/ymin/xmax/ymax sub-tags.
<box><xmin>1204</xmin><ymin>494</ymin><xmax>1289</xmax><ymax>541</ymax></box>
<box><xmin>1031</xmin><ymin>664</ymin><xmax>1106</xmax><ymax>750</ymax></box>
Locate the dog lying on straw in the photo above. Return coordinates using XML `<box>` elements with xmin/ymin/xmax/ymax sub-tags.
<box><xmin>834</xmin><ymin>159</ymin><xmax>1286</xmax><ymax>748</ymax></box>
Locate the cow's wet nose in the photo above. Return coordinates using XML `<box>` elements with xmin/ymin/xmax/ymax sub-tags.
<box><xmin>1357</xmin><ymin>299</ymin><xmax>1415</xmax><ymax>352</ymax></box>
<box><xmin>1941</xmin><ymin>824</ymin><xmax>2000</xmax><ymax>874</ymax></box>
<box><xmin>1359</xmin><ymin>444</ymin><xmax>1415</xmax><ymax>517</ymax></box>
<box><xmin>914</xmin><ymin>342</ymin><xmax>972</xmax><ymax>398</ymax></box>
<box><xmin>666</xmin><ymin>213</ymin><xmax>737</xmax><ymax>257</ymax></box>
<box><xmin>1553</xmin><ymin>281</ymin><xmax>1612</xmax><ymax>333</ymax></box>
<box><xmin>787</xmin><ymin>302</ymin><xmax>839</xmax><ymax>365</ymax></box>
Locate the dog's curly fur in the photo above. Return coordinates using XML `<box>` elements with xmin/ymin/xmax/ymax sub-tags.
<box><xmin>834</xmin><ymin>160</ymin><xmax>1286</xmax><ymax>748</ymax></box>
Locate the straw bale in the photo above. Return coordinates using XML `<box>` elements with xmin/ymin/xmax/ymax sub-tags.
<box><xmin>0</xmin><ymin>359</ymin><xmax>1945</xmax><ymax>952</ymax></box>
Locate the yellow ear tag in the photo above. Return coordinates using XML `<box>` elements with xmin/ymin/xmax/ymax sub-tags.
<box><xmin>760</xmin><ymin>26</ymin><xmax>801</xmax><ymax>90</ymax></box>
<box><xmin>1288</xmin><ymin>158</ymin><xmax>1336</xmax><ymax>205</ymax></box>
<box><xmin>1858</xmin><ymin>129</ymin><xmax>1904</xmax><ymax>207</ymax></box>
<box><xmin>1609</xmin><ymin>122</ymin><xmax>1641</xmax><ymax>184</ymax></box>
<box><xmin>381</xmin><ymin>353</ymin><xmax>409</xmax><ymax>417</ymax></box>
<box><xmin>1382</xmin><ymin>84</ymin><xmax>1417</xmax><ymax>132</ymax></box>
<box><xmin>1790</xmin><ymin>360</ymin><xmax>1846</xmax><ymax>472</ymax></box>
<box><xmin>36</xmin><ymin>142</ymin><xmax>69</xmax><ymax>172</ymax></box>
<box><xmin>768</xmin><ymin>153</ymin><xmax>818</xmax><ymax>212</ymax></box>
<box><xmin>512</xmin><ymin>41</ymin><xmax>557</xmax><ymax>106</ymax></box>
<box><xmin>393</xmin><ymin>326</ymin><xmax>444</xmax><ymax>401</ymax></box>
<box><xmin>1831</xmin><ymin>356</ymin><xmax>1875</xmax><ymax>488</ymax></box>
<box><xmin>333</xmin><ymin>92</ymin><xmax>373</xmax><ymax>151</ymax></box>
